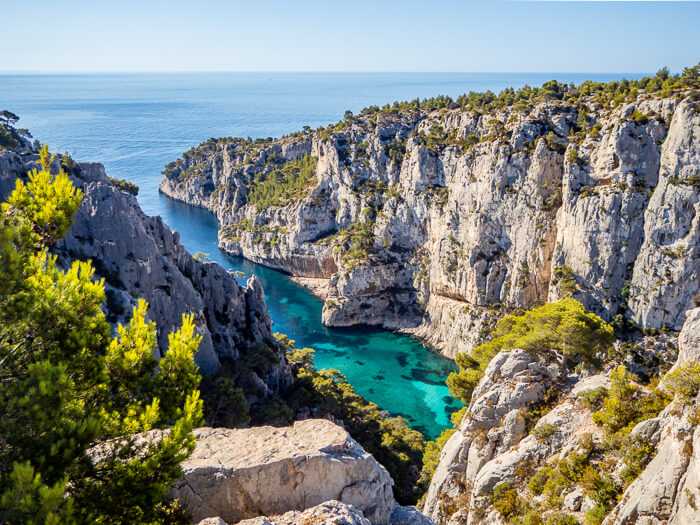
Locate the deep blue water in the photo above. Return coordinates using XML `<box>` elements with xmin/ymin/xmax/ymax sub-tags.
<box><xmin>0</xmin><ymin>72</ymin><xmax>640</xmax><ymax>438</ymax></box>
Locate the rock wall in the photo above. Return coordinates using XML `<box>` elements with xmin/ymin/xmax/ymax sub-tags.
<box><xmin>0</xmin><ymin>148</ymin><xmax>292</xmax><ymax>397</ymax></box>
<box><xmin>160</xmin><ymin>91</ymin><xmax>699</xmax><ymax>358</ymax></box>
<box><xmin>421</xmin><ymin>308</ymin><xmax>699</xmax><ymax>525</ymax></box>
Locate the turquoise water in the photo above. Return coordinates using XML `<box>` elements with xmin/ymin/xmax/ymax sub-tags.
<box><xmin>0</xmin><ymin>72</ymin><xmax>639</xmax><ymax>438</ymax></box>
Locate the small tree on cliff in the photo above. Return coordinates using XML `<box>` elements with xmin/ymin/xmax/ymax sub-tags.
<box><xmin>0</xmin><ymin>110</ymin><xmax>19</xmax><ymax>128</ymax></box>
<box><xmin>447</xmin><ymin>299</ymin><xmax>614</xmax><ymax>404</ymax></box>
<box><xmin>0</xmin><ymin>145</ymin><xmax>203</xmax><ymax>524</ymax></box>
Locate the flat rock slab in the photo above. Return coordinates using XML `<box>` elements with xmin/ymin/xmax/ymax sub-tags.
<box><xmin>169</xmin><ymin>419</ymin><xmax>395</xmax><ymax>524</ymax></box>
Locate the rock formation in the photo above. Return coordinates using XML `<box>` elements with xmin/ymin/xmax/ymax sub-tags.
<box><xmin>168</xmin><ymin>419</ymin><xmax>432</xmax><ymax>525</ymax></box>
<box><xmin>421</xmin><ymin>308</ymin><xmax>699</xmax><ymax>524</ymax></box>
<box><xmin>235</xmin><ymin>501</ymin><xmax>372</xmax><ymax>525</ymax></box>
<box><xmin>0</xmin><ymin>146</ymin><xmax>292</xmax><ymax>397</ymax></box>
<box><xmin>603</xmin><ymin>308</ymin><xmax>700</xmax><ymax>525</ymax></box>
<box><xmin>159</xmin><ymin>89</ymin><xmax>700</xmax><ymax>359</ymax></box>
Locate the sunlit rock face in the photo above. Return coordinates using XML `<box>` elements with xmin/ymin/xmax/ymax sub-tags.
<box><xmin>160</xmin><ymin>92</ymin><xmax>699</xmax><ymax>359</ymax></box>
<box><xmin>422</xmin><ymin>308</ymin><xmax>700</xmax><ymax>525</ymax></box>
<box><xmin>0</xmin><ymin>148</ymin><xmax>292</xmax><ymax>396</ymax></box>
<box><xmin>168</xmin><ymin>419</ymin><xmax>432</xmax><ymax>525</ymax></box>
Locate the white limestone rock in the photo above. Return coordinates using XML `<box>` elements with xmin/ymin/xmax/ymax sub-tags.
<box><xmin>168</xmin><ymin>420</ymin><xmax>397</xmax><ymax>525</ymax></box>
<box><xmin>160</xmin><ymin>92</ymin><xmax>699</xmax><ymax>358</ymax></box>
<box><xmin>236</xmin><ymin>500</ymin><xmax>371</xmax><ymax>525</ymax></box>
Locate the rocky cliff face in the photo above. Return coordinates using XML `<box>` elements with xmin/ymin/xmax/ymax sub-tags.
<box><xmin>420</xmin><ymin>308</ymin><xmax>699</xmax><ymax>525</ymax></box>
<box><xmin>0</xmin><ymin>147</ymin><xmax>292</xmax><ymax>398</ymax></box>
<box><xmin>160</xmin><ymin>90</ymin><xmax>699</xmax><ymax>358</ymax></box>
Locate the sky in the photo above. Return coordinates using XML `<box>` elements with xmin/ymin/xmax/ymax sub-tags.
<box><xmin>2</xmin><ymin>0</ymin><xmax>699</xmax><ymax>73</ymax></box>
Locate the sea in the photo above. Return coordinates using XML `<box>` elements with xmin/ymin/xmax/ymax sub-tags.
<box><xmin>0</xmin><ymin>72</ymin><xmax>640</xmax><ymax>439</ymax></box>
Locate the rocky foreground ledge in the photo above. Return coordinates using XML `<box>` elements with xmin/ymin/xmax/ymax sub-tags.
<box><xmin>167</xmin><ymin>419</ymin><xmax>432</xmax><ymax>525</ymax></box>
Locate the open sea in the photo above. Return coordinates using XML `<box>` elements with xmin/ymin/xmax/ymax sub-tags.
<box><xmin>0</xmin><ymin>72</ymin><xmax>639</xmax><ymax>439</ymax></box>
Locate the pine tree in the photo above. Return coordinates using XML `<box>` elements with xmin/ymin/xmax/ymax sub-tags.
<box><xmin>0</xmin><ymin>146</ymin><xmax>203</xmax><ymax>524</ymax></box>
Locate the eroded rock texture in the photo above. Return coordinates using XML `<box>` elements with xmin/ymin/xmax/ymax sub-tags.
<box><xmin>0</xmin><ymin>148</ymin><xmax>292</xmax><ymax>396</ymax></box>
<box><xmin>168</xmin><ymin>419</ymin><xmax>431</xmax><ymax>525</ymax></box>
<box><xmin>422</xmin><ymin>308</ymin><xmax>699</xmax><ymax>525</ymax></box>
<box><xmin>160</xmin><ymin>92</ymin><xmax>699</xmax><ymax>358</ymax></box>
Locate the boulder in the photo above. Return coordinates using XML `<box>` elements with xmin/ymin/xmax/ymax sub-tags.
<box><xmin>236</xmin><ymin>500</ymin><xmax>371</xmax><ymax>525</ymax></box>
<box><xmin>563</xmin><ymin>488</ymin><xmax>583</xmax><ymax>512</ymax></box>
<box><xmin>169</xmin><ymin>420</ymin><xmax>396</xmax><ymax>525</ymax></box>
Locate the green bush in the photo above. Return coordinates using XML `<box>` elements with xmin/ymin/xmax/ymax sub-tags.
<box><xmin>447</xmin><ymin>299</ymin><xmax>613</xmax><ymax>405</ymax></box>
<box><xmin>491</xmin><ymin>482</ymin><xmax>521</xmax><ymax>519</ymax></box>
<box><xmin>663</xmin><ymin>360</ymin><xmax>700</xmax><ymax>403</ymax></box>
<box><xmin>0</xmin><ymin>147</ymin><xmax>203</xmax><ymax>523</ymax></box>
<box><xmin>529</xmin><ymin>466</ymin><xmax>556</xmax><ymax>495</ymax></box>
<box><xmin>584</xmin><ymin>504</ymin><xmax>607</xmax><ymax>525</ymax></box>
<box><xmin>532</xmin><ymin>422</ymin><xmax>558</xmax><ymax>442</ymax></box>
<box><xmin>109</xmin><ymin>177</ymin><xmax>139</xmax><ymax>196</ymax></box>
<box><xmin>247</xmin><ymin>155</ymin><xmax>318</xmax><ymax>210</ymax></box>
<box><xmin>200</xmin><ymin>359</ymin><xmax>251</xmax><ymax>428</ymax></box>
<box><xmin>592</xmin><ymin>365</ymin><xmax>670</xmax><ymax>437</ymax></box>
<box><xmin>620</xmin><ymin>436</ymin><xmax>656</xmax><ymax>487</ymax></box>
<box><xmin>578</xmin><ymin>387</ymin><xmax>609</xmax><ymax>411</ymax></box>
<box><xmin>546</xmin><ymin>513</ymin><xmax>580</xmax><ymax>525</ymax></box>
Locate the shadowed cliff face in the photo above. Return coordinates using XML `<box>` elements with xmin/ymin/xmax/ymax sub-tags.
<box><xmin>160</xmin><ymin>91</ymin><xmax>699</xmax><ymax>359</ymax></box>
<box><xmin>0</xmin><ymin>146</ymin><xmax>292</xmax><ymax>398</ymax></box>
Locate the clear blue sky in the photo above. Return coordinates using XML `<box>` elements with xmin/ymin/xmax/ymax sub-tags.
<box><xmin>2</xmin><ymin>0</ymin><xmax>699</xmax><ymax>73</ymax></box>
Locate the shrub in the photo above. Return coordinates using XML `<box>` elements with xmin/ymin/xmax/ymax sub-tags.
<box><xmin>200</xmin><ymin>359</ymin><xmax>251</xmax><ymax>428</ymax></box>
<box><xmin>663</xmin><ymin>360</ymin><xmax>700</xmax><ymax>403</ymax></box>
<box><xmin>578</xmin><ymin>387</ymin><xmax>609</xmax><ymax>411</ymax></box>
<box><xmin>247</xmin><ymin>155</ymin><xmax>318</xmax><ymax>209</ymax></box>
<box><xmin>592</xmin><ymin>365</ymin><xmax>670</xmax><ymax>437</ymax></box>
<box><xmin>109</xmin><ymin>177</ymin><xmax>139</xmax><ymax>196</ymax></box>
<box><xmin>523</xmin><ymin>510</ymin><xmax>545</xmax><ymax>525</ymax></box>
<box><xmin>529</xmin><ymin>466</ymin><xmax>556</xmax><ymax>495</ymax></box>
<box><xmin>620</xmin><ymin>436</ymin><xmax>656</xmax><ymax>486</ymax></box>
<box><xmin>0</xmin><ymin>148</ymin><xmax>203</xmax><ymax>522</ymax></box>
<box><xmin>629</xmin><ymin>110</ymin><xmax>649</xmax><ymax>125</ymax></box>
<box><xmin>447</xmin><ymin>299</ymin><xmax>613</xmax><ymax>405</ymax></box>
<box><xmin>532</xmin><ymin>422</ymin><xmax>559</xmax><ymax>442</ymax></box>
<box><xmin>585</xmin><ymin>504</ymin><xmax>607</xmax><ymax>525</ymax></box>
<box><xmin>547</xmin><ymin>513</ymin><xmax>580</xmax><ymax>525</ymax></box>
<box><xmin>492</xmin><ymin>482</ymin><xmax>521</xmax><ymax>519</ymax></box>
<box><xmin>552</xmin><ymin>265</ymin><xmax>577</xmax><ymax>297</ymax></box>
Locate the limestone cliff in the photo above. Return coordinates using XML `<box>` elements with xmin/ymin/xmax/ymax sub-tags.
<box><xmin>420</xmin><ymin>308</ymin><xmax>699</xmax><ymax>525</ymax></box>
<box><xmin>160</xmin><ymin>83</ymin><xmax>699</xmax><ymax>359</ymax></box>
<box><xmin>0</xmin><ymin>145</ymin><xmax>292</xmax><ymax>399</ymax></box>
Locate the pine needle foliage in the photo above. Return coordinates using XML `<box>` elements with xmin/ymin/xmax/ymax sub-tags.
<box><xmin>0</xmin><ymin>147</ymin><xmax>203</xmax><ymax>524</ymax></box>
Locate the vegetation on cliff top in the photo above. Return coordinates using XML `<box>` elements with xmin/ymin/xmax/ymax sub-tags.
<box><xmin>246</xmin><ymin>154</ymin><xmax>318</xmax><ymax>210</ymax></box>
<box><xmin>161</xmin><ymin>64</ymin><xmax>699</xmax><ymax>198</ymax></box>
<box><xmin>0</xmin><ymin>147</ymin><xmax>202</xmax><ymax>524</ymax></box>
<box><xmin>446</xmin><ymin>299</ymin><xmax>614</xmax><ymax>405</ymax></box>
<box><xmin>0</xmin><ymin>111</ymin><xmax>32</xmax><ymax>151</ymax></box>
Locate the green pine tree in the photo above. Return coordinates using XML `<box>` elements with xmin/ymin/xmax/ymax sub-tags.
<box><xmin>0</xmin><ymin>146</ymin><xmax>203</xmax><ymax>524</ymax></box>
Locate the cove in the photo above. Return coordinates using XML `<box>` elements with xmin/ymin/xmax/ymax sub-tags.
<box><xmin>159</xmin><ymin>196</ymin><xmax>459</xmax><ymax>440</ymax></box>
<box><xmin>2</xmin><ymin>73</ymin><xmax>633</xmax><ymax>439</ymax></box>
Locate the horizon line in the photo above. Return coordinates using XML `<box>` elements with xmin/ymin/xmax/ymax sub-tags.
<box><xmin>0</xmin><ymin>69</ymin><xmax>653</xmax><ymax>75</ymax></box>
